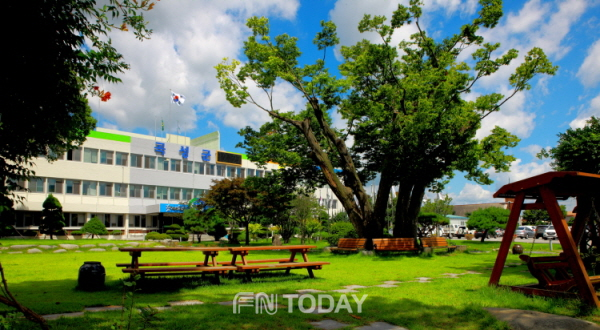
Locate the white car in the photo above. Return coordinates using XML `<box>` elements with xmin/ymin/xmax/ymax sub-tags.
<box><xmin>543</xmin><ymin>226</ymin><xmax>557</xmax><ymax>240</ymax></box>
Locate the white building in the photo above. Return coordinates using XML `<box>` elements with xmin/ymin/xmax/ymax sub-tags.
<box><xmin>11</xmin><ymin>128</ymin><xmax>343</xmax><ymax>237</ymax></box>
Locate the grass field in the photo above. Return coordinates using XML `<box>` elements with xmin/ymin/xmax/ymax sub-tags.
<box><xmin>1</xmin><ymin>238</ymin><xmax>599</xmax><ymax>329</ymax></box>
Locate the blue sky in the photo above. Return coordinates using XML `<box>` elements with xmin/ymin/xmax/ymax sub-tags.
<box><xmin>89</xmin><ymin>0</ymin><xmax>600</xmax><ymax>206</ymax></box>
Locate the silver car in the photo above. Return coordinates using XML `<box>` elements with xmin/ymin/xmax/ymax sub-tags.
<box><xmin>515</xmin><ymin>226</ymin><xmax>534</xmax><ymax>239</ymax></box>
<box><xmin>543</xmin><ymin>226</ymin><xmax>557</xmax><ymax>240</ymax></box>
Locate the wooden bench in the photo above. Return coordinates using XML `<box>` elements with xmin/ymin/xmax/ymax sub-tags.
<box><xmin>216</xmin><ymin>258</ymin><xmax>296</xmax><ymax>265</ymax></box>
<box><xmin>519</xmin><ymin>255</ymin><xmax>600</xmax><ymax>291</ymax></box>
<box><xmin>372</xmin><ymin>238</ymin><xmax>419</xmax><ymax>252</ymax></box>
<box><xmin>421</xmin><ymin>237</ymin><xmax>456</xmax><ymax>253</ymax></box>
<box><xmin>330</xmin><ymin>238</ymin><xmax>366</xmax><ymax>252</ymax></box>
<box><xmin>121</xmin><ymin>265</ymin><xmax>237</xmax><ymax>277</ymax></box>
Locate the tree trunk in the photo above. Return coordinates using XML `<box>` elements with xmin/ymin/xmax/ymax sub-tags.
<box><xmin>393</xmin><ymin>179</ymin><xmax>426</xmax><ymax>241</ymax></box>
<box><xmin>480</xmin><ymin>229</ymin><xmax>488</xmax><ymax>243</ymax></box>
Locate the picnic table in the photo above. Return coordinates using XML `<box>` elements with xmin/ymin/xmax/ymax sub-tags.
<box><xmin>117</xmin><ymin>247</ymin><xmax>236</xmax><ymax>282</ymax></box>
<box><xmin>226</xmin><ymin>245</ymin><xmax>329</xmax><ymax>282</ymax></box>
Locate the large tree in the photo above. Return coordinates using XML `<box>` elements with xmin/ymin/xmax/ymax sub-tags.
<box><xmin>216</xmin><ymin>0</ymin><xmax>556</xmax><ymax>246</ymax></box>
<box><xmin>1</xmin><ymin>0</ymin><xmax>156</xmax><ymax>208</ymax></box>
<box><xmin>40</xmin><ymin>194</ymin><xmax>66</xmax><ymax>239</ymax></box>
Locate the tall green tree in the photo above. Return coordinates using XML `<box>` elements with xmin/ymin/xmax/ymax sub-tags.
<box><xmin>466</xmin><ymin>207</ymin><xmax>510</xmax><ymax>242</ymax></box>
<box><xmin>1</xmin><ymin>0</ymin><xmax>156</xmax><ymax>209</ymax></box>
<box><xmin>183</xmin><ymin>206</ymin><xmax>221</xmax><ymax>243</ymax></box>
<box><xmin>40</xmin><ymin>194</ymin><xmax>66</xmax><ymax>239</ymax></box>
<box><xmin>81</xmin><ymin>217</ymin><xmax>108</xmax><ymax>239</ymax></box>
<box><xmin>216</xmin><ymin>0</ymin><xmax>556</xmax><ymax>246</ymax></box>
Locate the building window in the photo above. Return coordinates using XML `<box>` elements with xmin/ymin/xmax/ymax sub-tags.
<box><xmin>129</xmin><ymin>184</ymin><xmax>142</xmax><ymax>198</ymax></box>
<box><xmin>194</xmin><ymin>189</ymin><xmax>208</xmax><ymax>198</ymax></box>
<box><xmin>131</xmin><ymin>215</ymin><xmax>143</xmax><ymax>227</ymax></box>
<box><xmin>104</xmin><ymin>214</ymin><xmax>111</xmax><ymax>227</ymax></box>
<box><xmin>67</xmin><ymin>148</ymin><xmax>82</xmax><ymax>161</ymax></box>
<box><xmin>144</xmin><ymin>156</ymin><xmax>156</xmax><ymax>169</ymax></box>
<box><xmin>194</xmin><ymin>162</ymin><xmax>204</xmax><ymax>174</ymax></box>
<box><xmin>227</xmin><ymin>166</ymin><xmax>236</xmax><ymax>178</ymax></box>
<box><xmin>152</xmin><ymin>216</ymin><xmax>158</xmax><ymax>227</ymax></box>
<box><xmin>216</xmin><ymin>164</ymin><xmax>225</xmax><ymax>176</ymax></box>
<box><xmin>99</xmin><ymin>182</ymin><xmax>112</xmax><ymax>196</ymax></box>
<box><xmin>143</xmin><ymin>185</ymin><xmax>155</xmax><ymax>199</ymax></box>
<box><xmin>257</xmin><ymin>170</ymin><xmax>264</xmax><ymax>178</ymax></box>
<box><xmin>100</xmin><ymin>150</ymin><xmax>113</xmax><ymax>165</ymax></box>
<box><xmin>157</xmin><ymin>186</ymin><xmax>168</xmax><ymax>200</ymax></box>
<box><xmin>82</xmin><ymin>181</ymin><xmax>97</xmax><ymax>196</ymax></box>
<box><xmin>182</xmin><ymin>188</ymin><xmax>193</xmax><ymax>201</ymax></box>
<box><xmin>331</xmin><ymin>200</ymin><xmax>337</xmax><ymax>209</ymax></box>
<box><xmin>48</xmin><ymin>178</ymin><xmax>64</xmax><ymax>193</ymax></box>
<box><xmin>117</xmin><ymin>215</ymin><xmax>124</xmax><ymax>227</ymax></box>
<box><xmin>169</xmin><ymin>187</ymin><xmax>181</xmax><ymax>200</ymax></box>
<box><xmin>170</xmin><ymin>159</ymin><xmax>181</xmax><ymax>172</ymax></box>
<box><xmin>83</xmin><ymin>148</ymin><xmax>98</xmax><ymax>163</ymax></box>
<box><xmin>237</xmin><ymin>168</ymin><xmax>246</xmax><ymax>178</ymax></box>
<box><xmin>130</xmin><ymin>154</ymin><xmax>143</xmax><ymax>168</ymax></box>
<box><xmin>207</xmin><ymin>164</ymin><xmax>215</xmax><ymax>175</ymax></box>
<box><xmin>183</xmin><ymin>160</ymin><xmax>193</xmax><ymax>173</ymax></box>
<box><xmin>114</xmin><ymin>184</ymin><xmax>127</xmax><ymax>197</ymax></box>
<box><xmin>158</xmin><ymin>157</ymin><xmax>168</xmax><ymax>171</ymax></box>
<box><xmin>66</xmin><ymin>180</ymin><xmax>81</xmax><ymax>194</ymax></box>
<box><xmin>29</xmin><ymin>178</ymin><xmax>44</xmax><ymax>193</ymax></box>
<box><xmin>115</xmin><ymin>152</ymin><xmax>128</xmax><ymax>166</ymax></box>
<box><xmin>247</xmin><ymin>169</ymin><xmax>255</xmax><ymax>177</ymax></box>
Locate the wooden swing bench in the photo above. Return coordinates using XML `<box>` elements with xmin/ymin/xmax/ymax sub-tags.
<box><xmin>519</xmin><ymin>254</ymin><xmax>600</xmax><ymax>292</ymax></box>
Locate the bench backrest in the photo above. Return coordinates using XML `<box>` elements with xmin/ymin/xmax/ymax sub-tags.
<box><xmin>373</xmin><ymin>238</ymin><xmax>416</xmax><ymax>250</ymax></box>
<box><xmin>421</xmin><ymin>237</ymin><xmax>449</xmax><ymax>247</ymax></box>
<box><xmin>337</xmin><ymin>238</ymin><xmax>366</xmax><ymax>249</ymax></box>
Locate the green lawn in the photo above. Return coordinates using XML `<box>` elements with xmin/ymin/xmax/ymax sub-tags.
<box><xmin>1</xmin><ymin>238</ymin><xmax>599</xmax><ymax>329</ymax></box>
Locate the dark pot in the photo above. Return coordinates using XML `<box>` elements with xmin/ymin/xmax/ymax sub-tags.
<box><xmin>78</xmin><ymin>261</ymin><xmax>106</xmax><ymax>291</ymax></box>
<box><xmin>512</xmin><ymin>244</ymin><xmax>524</xmax><ymax>255</ymax></box>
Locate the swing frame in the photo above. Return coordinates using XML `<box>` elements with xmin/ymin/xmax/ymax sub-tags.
<box><xmin>489</xmin><ymin>171</ymin><xmax>600</xmax><ymax>307</ymax></box>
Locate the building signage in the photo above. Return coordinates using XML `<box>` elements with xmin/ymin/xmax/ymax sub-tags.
<box><xmin>159</xmin><ymin>203</ymin><xmax>189</xmax><ymax>213</ymax></box>
<box><xmin>180</xmin><ymin>146</ymin><xmax>190</xmax><ymax>159</ymax></box>
<box><xmin>216</xmin><ymin>151</ymin><xmax>242</xmax><ymax>166</ymax></box>
<box><xmin>154</xmin><ymin>142</ymin><xmax>166</xmax><ymax>156</ymax></box>
<box><xmin>201</xmin><ymin>149</ymin><xmax>211</xmax><ymax>162</ymax></box>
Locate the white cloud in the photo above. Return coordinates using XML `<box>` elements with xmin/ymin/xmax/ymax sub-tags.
<box><xmin>476</xmin><ymin>85</ymin><xmax>536</xmax><ymax>139</ymax></box>
<box><xmin>577</xmin><ymin>39</ymin><xmax>600</xmax><ymax>88</ymax></box>
<box><xmin>487</xmin><ymin>158</ymin><xmax>553</xmax><ymax>189</ymax></box>
<box><xmin>88</xmin><ymin>0</ymin><xmax>300</xmax><ymax>134</ymax></box>
<box><xmin>520</xmin><ymin>144</ymin><xmax>544</xmax><ymax>158</ymax></box>
<box><xmin>570</xmin><ymin>93</ymin><xmax>600</xmax><ymax>128</ymax></box>
<box><xmin>450</xmin><ymin>183</ymin><xmax>495</xmax><ymax>205</ymax></box>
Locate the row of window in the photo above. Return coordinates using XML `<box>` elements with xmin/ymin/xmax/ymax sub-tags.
<box><xmin>58</xmin><ymin>147</ymin><xmax>269</xmax><ymax>177</ymax></box>
<box><xmin>25</xmin><ymin>177</ymin><xmax>209</xmax><ymax>200</ymax></box>
<box><xmin>14</xmin><ymin>212</ymin><xmax>159</xmax><ymax>228</ymax></box>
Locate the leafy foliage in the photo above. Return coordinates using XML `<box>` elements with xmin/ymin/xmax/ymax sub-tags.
<box><xmin>39</xmin><ymin>194</ymin><xmax>65</xmax><ymax>239</ymax></box>
<box><xmin>81</xmin><ymin>217</ymin><xmax>108</xmax><ymax>238</ymax></box>
<box><xmin>216</xmin><ymin>0</ymin><xmax>556</xmax><ymax>243</ymax></box>
<box><xmin>2</xmin><ymin>0</ymin><xmax>157</xmax><ymax>210</ymax></box>
<box><xmin>417</xmin><ymin>212</ymin><xmax>450</xmax><ymax>238</ymax></box>
<box><xmin>165</xmin><ymin>224</ymin><xmax>188</xmax><ymax>241</ymax></box>
<box><xmin>183</xmin><ymin>206</ymin><xmax>221</xmax><ymax>242</ymax></box>
<box><xmin>324</xmin><ymin>222</ymin><xmax>358</xmax><ymax>246</ymax></box>
<box><xmin>466</xmin><ymin>207</ymin><xmax>510</xmax><ymax>242</ymax></box>
<box><xmin>522</xmin><ymin>206</ymin><xmax>567</xmax><ymax>225</ymax></box>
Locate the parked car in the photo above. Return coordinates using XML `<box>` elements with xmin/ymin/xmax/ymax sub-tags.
<box><xmin>515</xmin><ymin>226</ymin><xmax>534</xmax><ymax>239</ymax></box>
<box><xmin>495</xmin><ymin>228</ymin><xmax>504</xmax><ymax>237</ymax></box>
<box><xmin>474</xmin><ymin>230</ymin><xmax>497</xmax><ymax>239</ymax></box>
<box><xmin>535</xmin><ymin>225</ymin><xmax>550</xmax><ymax>238</ymax></box>
<box><xmin>543</xmin><ymin>226</ymin><xmax>557</xmax><ymax>240</ymax></box>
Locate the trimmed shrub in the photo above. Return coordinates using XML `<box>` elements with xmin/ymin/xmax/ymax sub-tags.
<box><xmin>325</xmin><ymin>222</ymin><xmax>358</xmax><ymax>246</ymax></box>
<box><xmin>145</xmin><ymin>232</ymin><xmax>171</xmax><ymax>240</ymax></box>
<box><xmin>110</xmin><ymin>230</ymin><xmax>122</xmax><ymax>235</ymax></box>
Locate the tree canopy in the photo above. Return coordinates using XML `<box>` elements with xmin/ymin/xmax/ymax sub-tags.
<box><xmin>216</xmin><ymin>0</ymin><xmax>556</xmax><ymax>245</ymax></box>
<box><xmin>466</xmin><ymin>206</ymin><xmax>510</xmax><ymax>242</ymax></box>
<box><xmin>1</xmin><ymin>0</ymin><xmax>156</xmax><ymax>209</ymax></box>
<box><xmin>40</xmin><ymin>194</ymin><xmax>65</xmax><ymax>239</ymax></box>
<box><xmin>81</xmin><ymin>217</ymin><xmax>108</xmax><ymax>238</ymax></box>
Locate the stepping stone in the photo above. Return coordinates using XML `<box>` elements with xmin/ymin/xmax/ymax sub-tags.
<box><xmin>89</xmin><ymin>248</ymin><xmax>106</xmax><ymax>252</ymax></box>
<box><xmin>374</xmin><ymin>284</ymin><xmax>398</xmax><ymax>288</ymax></box>
<box><xmin>75</xmin><ymin>250</ymin><xmax>83</xmax><ymax>253</ymax></box>
<box><xmin>310</xmin><ymin>319</ymin><xmax>351</xmax><ymax>330</ymax></box>
<box><xmin>125</xmin><ymin>242</ymin><xmax>140</xmax><ymax>246</ymax></box>
<box><xmin>43</xmin><ymin>312</ymin><xmax>84</xmax><ymax>321</ymax></box>
<box><xmin>8</xmin><ymin>245</ymin><xmax>36</xmax><ymax>250</ymax></box>
<box><xmin>38</xmin><ymin>245</ymin><xmax>54</xmax><ymax>250</ymax></box>
<box><xmin>112</xmin><ymin>247</ymin><xmax>120</xmax><ymax>251</ymax></box>
<box><xmin>84</xmin><ymin>306</ymin><xmax>123</xmax><ymax>312</ymax></box>
<box><xmin>297</xmin><ymin>289</ymin><xmax>325</xmax><ymax>293</ymax></box>
<box><xmin>331</xmin><ymin>289</ymin><xmax>358</xmax><ymax>293</ymax></box>
<box><xmin>169</xmin><ymin>300</ymin><xmax>204</xmax><ymax>306</ymax></box>
<box><xmin>414</xmin><ymin>277</ymin><xmax>432</xmax><ymax>282</ymax></box>
<box><xmin>463</xmin><ymin>271</ymin><xmax>482</xmax><ymax>275</ymax></box>
<box><xmin>344</xmin><ymin>285</ymin><xmax>369</xmax><ymax>289</ymax></box>
<box><xmin>309</xmin><ymin>306</ymin><xmax>335</xmax><ymax>314</ymax></box>
<box><xmin>54</xmin><ymin>249</ymin><xmax>67</xmax><ymax>253</ymax></box>
<box><xmin>7</xmin><ymin>251</ymin><xmax>23</xmax><ymax>254</ymax></box>
<box><xmin>59</xmin><ymin>244</ymin><xmax>79</xmax><ymax>250</ymax></box>
<box><xmin>355</xmin><ymin>321</ymin><xmax>408</xmax><ymax>330</ymax></box>
<box><xmin>99</xmin><ymin>243</ymin><xmax>116</xmax><ymax>247</ymax></box>
<box><xmin>81</xmin><ymin>244</ymin><xmax>96</xmax><ymax>248</ymax></box>
<box><xmin>27</xmin><ymin>248</ymin><xmax>43</xmax><ymax>254</ymax></box>
<box><xmin>383</xmin><ymin>281</ymin><xmax>401</xmax><ymax>284</ymax></box>
<box><xmin>441</xmin><ymin>273</ymin><xmax>461</xmax><ymax>278</ymax></box>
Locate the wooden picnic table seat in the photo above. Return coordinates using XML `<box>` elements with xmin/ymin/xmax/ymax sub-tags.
<box><xmin>330</xmin><ymin>238</ymin><xmax>366</xmax><ymax>252</ymax></box>
<box><xmin>121</xmin><ymin>265</ymin><xmax>237</xmax><ymax>278</ymax></box>
<box><xmin>519</xmin><ymin>255</ymin><xmax>600</xmax><ymax>291</ymax></box>
<box><xmin>217</xmin><ymin>258</ymin><xmax>297</xmax><ymax>265</ymax></box>
<box><xmin>421</xmin><ymin>237</ymin><xmax>456</xmax><ymax>252</ymax></box>
<box><xmin>372</xmin><ymin>238</ymin><xmax>419</xmax><ymax>252</ymax></box>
